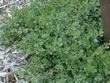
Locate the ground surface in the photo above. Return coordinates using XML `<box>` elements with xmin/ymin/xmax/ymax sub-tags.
<box><xmin>0</xmin><ymin>0</ymin><xmax>29</xmax><ymax>82</ymax></box>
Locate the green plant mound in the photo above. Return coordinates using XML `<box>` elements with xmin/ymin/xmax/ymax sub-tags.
<box><xmin>2</xmin><ymin>0</ymin><xmax>110</xmax><ymax>82</ymax></box>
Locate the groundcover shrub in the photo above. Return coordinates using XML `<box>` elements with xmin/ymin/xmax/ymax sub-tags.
<box><xmin>2</xmin><ymin>0</ymin><xmax>110</xmax><ymax>82</ymax></box>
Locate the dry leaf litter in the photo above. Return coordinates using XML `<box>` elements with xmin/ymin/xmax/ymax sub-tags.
<box><xmin>0</xmin><ymin>0</ymin><xmax>30</xmax><ymax>83</ymax></box>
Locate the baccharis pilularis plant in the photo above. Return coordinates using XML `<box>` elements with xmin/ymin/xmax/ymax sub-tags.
<box><xmin>2</xmin><ymin>0</ymin><xmax>110</xmax><ymax>82</ymax></box>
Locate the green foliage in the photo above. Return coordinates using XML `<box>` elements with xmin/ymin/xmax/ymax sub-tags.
<box><xmin>2</xmin><ymin>0</ymin><xmax>110</xmax><ymax>82</ymax></box>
